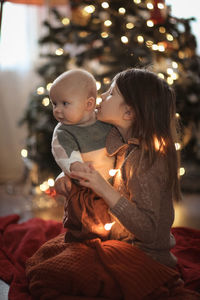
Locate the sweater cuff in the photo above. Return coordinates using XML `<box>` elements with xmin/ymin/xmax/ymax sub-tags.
<box><xmin>110</xmin><ymin>196</ymin><xmax>130</xmax><ymax>219</ymax></box>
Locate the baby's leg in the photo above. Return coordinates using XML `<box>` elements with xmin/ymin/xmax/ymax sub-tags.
<box><xmin>63</xmin><ymin>183</ymin><xmax>111</xmax><ymax>242</ymax></box>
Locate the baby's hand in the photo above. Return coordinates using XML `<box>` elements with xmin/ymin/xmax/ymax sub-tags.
<box><xmin>54</xmin><ymin>173</ymin><xmax>72</xmax><ymax>196</ymax></box>
<box><xmin>70</xmin><ymin>161</ymin><xmax>94</xmax><ymax>174</ymax></box>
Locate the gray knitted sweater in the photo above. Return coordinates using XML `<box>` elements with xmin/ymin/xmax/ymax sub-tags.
<box><xmin>52</xmin><ymin>120</ymin><xmax>114</xmax><ymax>180</ymax></box>
<box><xmin>107</xmin><ymin>127</ymin><xmax>177</xmax><ymax>268</ymax></box>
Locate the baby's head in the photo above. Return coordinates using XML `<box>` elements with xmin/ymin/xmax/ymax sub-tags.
<box><xmin>50</xmin><ymin>69</ymin><xmax>97</xmax><ymax>125</ymax></box>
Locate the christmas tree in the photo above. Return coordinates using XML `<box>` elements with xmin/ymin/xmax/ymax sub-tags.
<box><xmin>20</xmin><ymin>0</ymin><xmax>200</xmax><ymax>191</ymax></box>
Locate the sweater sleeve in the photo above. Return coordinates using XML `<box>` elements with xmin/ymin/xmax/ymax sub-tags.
<box><xmin>51</xmin><ymin>124</ymin><xmax>83</xmax><ymax>174</ymax></box>
<box><xmin>110</xmin><ymin>153</ymin><xmax>167</xmax><ymax>244</ymax></box>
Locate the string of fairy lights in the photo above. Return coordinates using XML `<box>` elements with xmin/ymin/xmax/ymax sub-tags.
<box><xmin>20</xmin><ymin>0</ymin><xmax>186</xmax><ymax>196</ymax></box>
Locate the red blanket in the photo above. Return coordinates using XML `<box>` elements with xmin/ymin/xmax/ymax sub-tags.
<box><xmin>0</xmin><ymin>214</ymin><xmax>200</xmax><ymax>300</ymax></box>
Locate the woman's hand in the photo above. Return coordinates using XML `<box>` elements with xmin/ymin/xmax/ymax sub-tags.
<box><xmin>54</xmin><ymin>174</ymin><xmax>72</xmax><ymax>196</ymax></box>
<box><xmin>70</xmin><ymin>169</ymin><xmax>121</xmax><ymax>208</ymax></box>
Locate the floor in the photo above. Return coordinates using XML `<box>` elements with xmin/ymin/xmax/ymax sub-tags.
<box><xmin>0</xmin><ymin>182</ymin><xmax>200</xmax><ymax>230</ymax></box>
<box><xmin>0</xmin><ymin>182</ymin><xmax>65</xmax><ymax>223</ymax></box>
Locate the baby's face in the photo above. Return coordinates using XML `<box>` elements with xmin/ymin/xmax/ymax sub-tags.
<box><xmin>50</xmin><ymin>84</ymin><xmax>88</xmax><ymax>125</ymax></box>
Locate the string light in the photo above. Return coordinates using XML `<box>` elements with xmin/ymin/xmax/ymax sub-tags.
<box><xmin>62</xmin><ymin>17</ymin><xmax>70</xmax><ymax>25</ymax></box>
<box><xmin>101</xmin><ymin>32</ymin><xmax>109</xmax><ymax>38</ymax></box>
<box><xmin>96</xmin><ymin>97</ymin><xmax>102</xmax><ymax>105</ymax></box>
<box><xmin>166</xmin><ymin>33</ymin><xmax>173</xmax><ymax>41</ymax></box>
<box><xmin>137</xmin><ymin>35</ymin><xmax>144</xmax><ymax>43</ymax></box>
<box><xmin>42</xmin><ymin>97</ymin><xmax>50</xmax><ymax>106</ymax></box>
<box><xmin>118</xmin><ymin>7</ymin><xmax>126</xmax><ymax>14</ymax></box>
<box><xmin>167</xmin><ymin>68</ymin><xmax>173</xmax><ymax>75</ymax></box>
<box><xmin>103</xmin><ymin>77</ymin><xmax>111</xmax><ymax>84</ymax></box>
<box><xmin>152</xmin><ymin>44</ymin><xmax>158</xmax><ymax>50</ymax></box>
<box><xmin>46</xmin><ymin>83</ymin><xmax>52</xmax><ymax>91</ymax></box>
<box><xmin>166</xmin><ymin>68</ymin><xmax>179</xmax><ymax>81</ymax></box>
<box><xmin>104</xmin><ymin>20</ymin><xmax>112</xmax><ymax>27</ymax></box>
<box><xmin>157</xmin><ymin>2</ymin><xmax>164</xmax><ymax>9</ymax></box>
<box><xmin>167</xmin><ymin>77</ymin><xmax>173</xmax><ymax>85</ymax></box>
<box><xmin>37</xmin><ymin>87</ymin><xmax>45</xmax><ymax>95</ymax></box>
<box><xmin>21</xmin><ymin>149</ymin><xmax>28</xmax><ymax>158</ymax></box>
<box><xmin>171</xmin><ymin>73</ymin><xmax>179</xmax><ymax>80</ymax></box>
<box><xmin>109</xmin><ymin>169</ymin><xmax>119</xmax><ymax>176</ymax></box>
<box><xmin>96</xmin><ymin>81</ymin><xmax>101</xmax><ymax>90</ymax></box>
<box><xmin>133</xmin><ymin>0</ymin><xmax>141</xmax><ymax>4</ymax></box>
<box><xmin>48</xmin><ymin>178</ymin><xmax>55</xmax><ymax>187</ymax></box>
<box><xmin>147</xmin><ymin>2</ymin><xmax>154</xmax><ymax>9</ymax></box>
<box><xmin>158</xmin><ymin>73</ymin><xmax>165</xmax><ymax>79</ymax></box>
<box><xmin>104</xmin><ymin>221</ymin><xmax>115</xmax><ymax>231</ymax></box>
<box><xmin>126</xmin><ymin>22</ymin><xmax>134</xmax><ymax>29</ymax></box>
<box><xmin>158</xmin><ymin>44</ymin><xmax>165</xmax><ymax>52</ymax></box>
<box><xmin>121</xmin><ymin>36</ymin><xmax>129</xmax><ymax>44</ymax></box>
<box><xmin>172</xmin><ymin>61</ymin><xmax>178</xmax><ymax>68</ymax></box>
<box><xmin>146</xmin><ymin>40</ymin><xmax>153</xmax><ymax>48</ymax></box>
<box><xmin>176</xmin><ymin>113</ymin><xmax>180</xmax><ymax>118</ymax></box>
<box><xmin>175</xmin><ymin>143</ymin><xmax>181</xmax><ymax>151</ymax></box>
<box><xmin>179</xmin><ymin>167</ymin><xmax>185</xmax><ymax>176</ymax></box>
<box><xmin>40</xmin><ymin>181</ymin><xmax>49</xmax><ymax>192</ymax></box>
<box><xmin>84</xmin><ymin>5</ymin><xmax>95</xmax><ymax>14</ymax></box>
<box><xmin>78</xmin><ymin>31</ymin><xmax>88</xmax><ymax>38</ymax></box>
<box><xmin>178</xmin><ymin>51</ymin><xmax>185</xmax><ymax>59</ymax></box>
<box><xmin>159</xmin><ymin>26</ymin><xmax>166</xmax><ymax>33</ymax></box>
<box><xmin>101</xmin><ymin>2</ymin><xmax>109</xmax><ymax>9</ymax></box>
<box><xmin>147</xmin><ymin>20</ymin><xmax>154</xmax><ymax>27</ymax></box>
<box><xmin>55</xmin><ymin>48</ymin><xmax>64</xmax><ymax>56</ymax></box>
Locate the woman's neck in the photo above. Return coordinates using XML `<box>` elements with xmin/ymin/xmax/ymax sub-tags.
<box><xmin>116</xmin><ymin>125</ymin><xmax>133</xmax><ymax>142</ymax></box>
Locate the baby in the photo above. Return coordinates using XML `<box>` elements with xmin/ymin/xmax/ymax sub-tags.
<box><xmin>50</xmin><ymin>69</ymin><xmax>114</xmax><ymax>241</ymax></box>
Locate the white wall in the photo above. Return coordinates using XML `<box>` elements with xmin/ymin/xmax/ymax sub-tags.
<box><xmin>0</xmin><ymin>3</ymin><xmax>44</xmax><ymax>183</ymax></box>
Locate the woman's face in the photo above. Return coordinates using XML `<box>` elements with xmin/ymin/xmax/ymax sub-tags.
<box><xmin>97</xmin><ymin>81</ymin><xmax>126</xmax><ymax>126</ymax></box>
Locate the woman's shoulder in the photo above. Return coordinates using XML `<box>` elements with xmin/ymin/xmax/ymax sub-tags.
<box><xmin>125</xmin><ymin>147</ymin><xmax>168</xmax><ymax>179</ymax></box>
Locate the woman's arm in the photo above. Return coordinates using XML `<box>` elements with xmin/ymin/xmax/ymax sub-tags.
<box><xmin>71</xmin><ymin>155</ymin><xmax>167</xmax><ymax>244</ymax></box>
<box><xmin>109</xmin><ymin>171</ymin><xmax>161</xmax><ymax>243</ymax></box>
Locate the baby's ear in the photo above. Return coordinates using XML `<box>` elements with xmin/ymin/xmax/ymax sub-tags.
<box><xmin>85</xmin><ymin>97</ymin><xmax>96</xmax><ymax>111</ymax></box>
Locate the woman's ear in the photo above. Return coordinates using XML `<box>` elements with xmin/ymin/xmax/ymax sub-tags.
<box><xmin>123</xmin><ymin>105</ymin><xmax>135</xmax><ymax>121</ymax></box>
<box><xmin>85</xmin><ymin>97</ymin><xmax>96</xmax><ymax>111</ymax></box>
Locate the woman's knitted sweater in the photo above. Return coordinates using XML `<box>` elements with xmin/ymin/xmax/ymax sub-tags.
<box><xmin>106</xmin><ymin>127</ymin><xmax>177</xmax><ymax>268</ymax></box>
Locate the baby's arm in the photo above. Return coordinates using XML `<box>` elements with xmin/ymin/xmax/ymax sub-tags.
<box><xmin>52</xmin><ymin>124</ymin><xmax>83</xmax><ymax>174</ymax></box>
<box><xmin>54</xmin><ymin>172</ymin><xmax>72</xmax><ymax>196</ymax></box>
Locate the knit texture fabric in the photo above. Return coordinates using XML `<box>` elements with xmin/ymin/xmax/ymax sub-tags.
<box><xmin>26</xmin><ymin>233</ymin><xmax>181</xmax><ymax>300</ymax></box>
<box><xmin>106</xmin><ymin>127</ymin><xmax>177</xmax><ymax>267</ymax></box>
<box><xmin>1</xmin><ymin>215</ymin><xmax>200</xmax><ymax>300</ymax></box>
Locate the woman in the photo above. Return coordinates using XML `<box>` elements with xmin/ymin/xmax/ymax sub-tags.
<box><xmin>70</xmin><ymin>67</ymin><xmax>180</xmax><ymax>268</ymax></box>
<box><xmin>26</xmin><ymin>68</ymin><xmax>199</xmax><ymax>299</ymax></box>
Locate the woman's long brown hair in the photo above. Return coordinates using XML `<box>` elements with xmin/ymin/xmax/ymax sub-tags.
<box><xmin>114</xmin><ymin>68</ymin><xmax>181</xmax><ymax>201</ymax></box>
